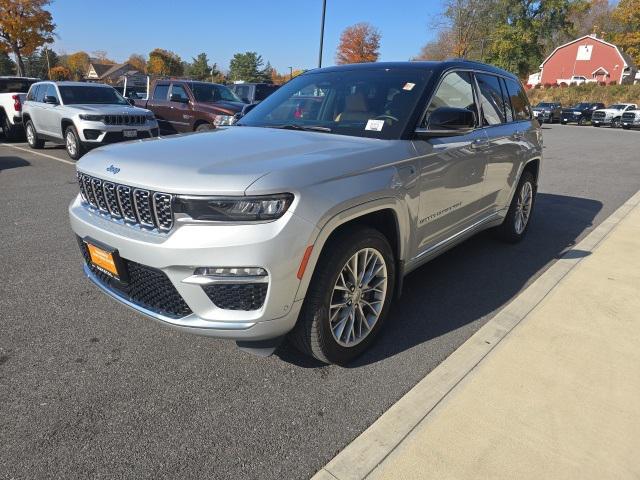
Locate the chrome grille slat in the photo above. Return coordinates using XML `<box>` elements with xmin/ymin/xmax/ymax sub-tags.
<box><xmin>104</xmin><ymin>114</ymin><xmax>145</xmax><ymax>126</ymax></box>
<box><xmin>77</xmin><ymin>173</ymin><xmax>174</xmax><ymax>232</ymax></box>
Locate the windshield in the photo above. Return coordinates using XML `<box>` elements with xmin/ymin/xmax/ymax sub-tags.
<box><xmin>572</xmin><ymin>103</ymin><xmax>590</xmax><ymax>109</ymax></box>
<box><xmin>609</xmin><ymin>104</ymin><xmax>626</xmax><ymax>110</ymax></box>
<box><xmin>0</xmin><ymin>79</ymin><xmax>37</xmax><ymax>93</ymax></box>
<box><xmin>59</xmin><ymin>85</ymin><xmax>128</xmax><ymax>105</ymax></box>
<box><xmin>536</xmin><ymin>102</ymin><xmax>554</xmax><ymax>108</ymax></box>
<box><xmin>191</xmin><ymin>83</ymin><xmax>241</xmax><ymax>103</ymax></box>
<box><xmin>237</xmin><ymin>67</ymin><xmax>432</xmax><ymax>140</ymax></box>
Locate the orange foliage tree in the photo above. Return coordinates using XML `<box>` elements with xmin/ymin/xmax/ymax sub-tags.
<box><xmin>609</xmin><ymin>0</ymin><xmax>640</xmax><ymax>66</ymax></box>
<box><xmin>49</xmin><ymin>65</ymin><xmax>70</xmax><ymax>80</ymax></box>
<box><xmin>335</xmin><ymin>22</ymin><xmax>381</xmax><ymax>65</ymax></box>
<box><xmin>66</xmin><ymin>51</ymin><xmax>90</xmax><ymax>80</ymax></box>
<box><xmin>0</xmin><ymin>0</ymin><xmax>55</xmax><ymax>76</ymax></box>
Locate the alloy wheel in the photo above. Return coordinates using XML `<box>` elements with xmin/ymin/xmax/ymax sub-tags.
<box><xmin>514</xmin><ymin>181</ymin><xmax>533</xmax><ymax>234</ymax></box>
<box><xmin>26</xmin><ymin>124</ymin><xmax>35</xmax><ymax>145</ymax></box>
<box><xmin>66</xmin><ymin>131</ymin><xmax>77</xmax><ymax>157</ymax></box>
<box><xmin>329</xmin><ymin>248</ymin><xmax>388</xmax><ymax>347</ymax></box>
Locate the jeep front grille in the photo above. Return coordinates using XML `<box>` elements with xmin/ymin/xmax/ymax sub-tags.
<box><xmin>592</xmin><ymin>111</ymin><xmax>606</xmax><ymax>119</ymax></box>
<box><xmin>104</xmin><ymin>114</ymin><xmax>146</xmax><ymax>125</ymax></box>
<box><xmin>622</xmin><ymin>112</ymin><xmax>636</xmax><ymax>121</ymax></box>
<box><xmin>77</xmin><ymin>172</ymin><xmax>174</xmax><ymax>232</ymax></box>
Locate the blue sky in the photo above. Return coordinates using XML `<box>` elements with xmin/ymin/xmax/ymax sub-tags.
<box><xmin>49</xmin><ymin>0</ymin><xmax>445</xmax><ymax>73</ymax></box>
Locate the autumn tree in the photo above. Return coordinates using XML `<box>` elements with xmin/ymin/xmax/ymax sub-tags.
<box><xmin>49</xmin><ymin>65</ymin><xmax>70</xmax><ymax>80</ymax></box>
<box><xmin>336</xmin><ymin>23</ymin><xmax>381</xmax><ymax>64</ymax></box>
<box><xmin>91</xmin><ymin>50</ymin><xmax>115</xmax><ymax>64</ymax></box>
<box><xmin>147</xmin><ymin>48</ymin><xmax>183</xmax><ymax>76</ymax></box>
<box><xmin>228</xmin><ymin>52</ymin><xmax>271</xmax><ymax>82</ymax></box>
<box><xmin>609</xmin><ymin>0</ymin><xmax>640</xmax><ymax>65</ymax></box>
<box><xmin>128</xmin><ymin>53</ymin><xmax>146</xmax><ymax>73</ymax></box>
<box><xmin>65</xmin><ymin>51</ymin><xmax>90</xmax><ymax>80</ymax></box>
<box><xmin>0</xmin><ymin>0</ymin><xmax>55</xmax><ymax>76</ymax></box>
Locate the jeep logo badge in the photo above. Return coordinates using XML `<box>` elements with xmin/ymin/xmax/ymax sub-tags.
<box><xmin>106</xmin><ymin>165</ymin><xmax>120</xmax><ymax>174</ymax></box>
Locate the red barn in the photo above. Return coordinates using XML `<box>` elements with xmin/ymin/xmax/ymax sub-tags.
<box><xmin>539</xmin><ymin>34</ymin><xmax>637</xmax><ymax>85</ymax></box>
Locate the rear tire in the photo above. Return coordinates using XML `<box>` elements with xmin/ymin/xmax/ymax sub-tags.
<box><xmin>290</xmin><ymin>227</ymin><xmax>396</xmax><ymax>365</ymax></box>
<box><xmin>1</xmin><ymin>113</ymin><xmax>17</xmax><ymax>139</ymax></box>
<box><xmin>495</xmin><ymin>171</ymin><xmax>536</xmax><ymax>243</ymax></box>
<box><xmin>64</xmin><ymin>125</ymin><xmax>85</xmax><ymax>160</ymax></box>
<box><xmin>25</xmin><ymin>120</ymin><xmax>44</xmax><ymax>149</ymax></box>
<box><xmin>578</xmin><ymin>117</ymin><xmax>585</xmax><ymax>126</ymax></box>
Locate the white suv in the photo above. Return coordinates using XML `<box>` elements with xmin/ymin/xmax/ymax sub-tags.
<box><xmin>22</xmin><ymin>81</ymin><xmax>158</xmax><ymax>159</ymax></box>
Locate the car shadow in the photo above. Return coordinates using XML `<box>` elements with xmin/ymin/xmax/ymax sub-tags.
<box><xmin>277</xmin><ymin>193</ymin><xmax>602</xmax><ymax>368</ymax></box>
<box><xmin>0</xmin><ymin>156</ymin><xmax>30</xmax><ymax>171</ymax></box>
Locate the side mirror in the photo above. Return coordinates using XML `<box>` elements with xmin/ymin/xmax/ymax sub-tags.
<box><xmin>170</xmin><ymin>94</ymin><xmax>189</xmax><ymax>103</ymax></box>
<box><xmin>415</xmin><ymin>107</ymin><xmax>476</xmax><ymax>138</ymax></box>
<box><xmin>44</xmin><ymin>95</ymin><xmax>59</xmax><ymax>105</ymax></box>
<box><xmin>232</xmin><ymin>103</ymin><xmax>258</xmax><ymax>124</ymax></box>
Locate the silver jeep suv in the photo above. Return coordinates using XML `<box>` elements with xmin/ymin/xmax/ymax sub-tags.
<box><xmin>69</xmin><ymin>61</ymin><xmax>542</xmax><ymax>364</ymax></box>
<box><xmin>22</xmin><ymin>81</ymin><xmax>158</xmax><ymax>159</ymax></box>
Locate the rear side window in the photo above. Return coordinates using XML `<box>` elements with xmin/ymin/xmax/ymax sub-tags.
<box><xmin>476</xmin><ymin>74</ymin><xmax>505</xmax><ymax>125</ymax></box>
<box><xmin>152</xmin><ymin>84</ymin><xmax>169</xmax><ymax>100</ymax></box>
<box><xmin>0</xmin><ymin>79</ymin><xmax>36</xmax><ymax>93</ymax></box>
<box><xmin>34</xmin><ymin>84</ymin><xmax>47</xmax><ymax>102</ymax></box>
<box><xmin>26</xmin><ymin>85</ymin><xmax>39</xmax><ymax>101</ymax></box>
<box><xmin>498</xmin><ymin>77</ymin><xmax>514</xmax><ymax>122</ymax></box>
<box><xmin>505</xmin><ymin>79</ymin><xmax>531</xmax><ymax>120</ymax></box>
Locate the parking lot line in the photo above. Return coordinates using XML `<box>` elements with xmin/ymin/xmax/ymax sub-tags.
<box><xmin>0</xmin><ymin>142</ymin><xmax>75</xmax><ymax>166</ymax></box>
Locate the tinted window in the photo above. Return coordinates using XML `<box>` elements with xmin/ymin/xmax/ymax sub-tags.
<box><xmin>170</xmin><ymin>84</ymin><xmax>189</xmax><ymax>101</ymax></box>
<box><xmin>0</xmin><ymin>79</ymin><xmax>37</xmax><ymax>94</ymax></box>
<box><xmin>255</xmin><ymin>84</ymin><xmax>279</xmax><ymax>101</ymax></box>
<box><xmin>44</xmin><ymin>84</ymin><xmax>59</xmax><ymax>102</ymax></box>
<box><xmin>476</xmin><ymin>74</ymin><xmax>505</xmax><ymax>125</ymax></box>
<box><xmin>153</xmin><ymin>84</ymin><xmax>169</xmax><ymax>100</ymax></box>
<box><xmin>499</xmin><ymin>77</ymin><xmax>514</xmax><ymax>122</ymax></box>
<box><xmin>59</xmin><ymin>85</ymin><xmax>128</xmax><ymax>105</ymax></box>
<box><xmin>234</xmin><ymin>85</ymin><xmax>251</xmax><ymax>102</ymax></box>
<box><xmin>26</xmin><ymin>84</ymin><xmax>39</xmax><ymax>101</ymax></box>
<box><xmin>191</xmin><ymin>83</ymin><xmax>240</xmax><ymax>103</ymax></box>
<box><xmin>505</xmin><ymin>79</ymin><xmax>531</xmax><ymax>120</ymax></box>
<box><xmin>423</xmin><ymin>71</ymin><xmax>477</xmax><ymax>127</ymax></box>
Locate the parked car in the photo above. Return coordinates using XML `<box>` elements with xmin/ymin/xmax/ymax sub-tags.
<box><xmin>229</xmin><ymin>83</ymin><xmax>280</xmax><ymax>104</ymax></box>
<box><xmin>0</xmin><ymin>76</ymin><xmax>39</xmax><ymax>139</ymax></box>
<box><xmin>560</xmin><ymin>102</ymin><xmax>605</xmax><ymax>125</ymax></box>
<box><xmin>22</xmin><ymin>81</ymin><xmax>158</xmax><ymax>159</ymax></box>
<box><xmin>133</xmin><ymin>79</ymin><xmax>244</xmax><ymax>134</ymax></box>
<box><xmin>532</xmin><ymin>102</ymin><xmax>562</xmax><ymax>123</ymax></box>
<box><xmin>556</xmin><ymin>76</ymin><xmax>597</xmax><ymax>86</ymax></box>
<box><xmin>592</xmin><ymin>103</ymin><xmax>638</xmax><ymax>127</ymax></box>
<box><xmin>621</xmin><ymin>108</ymin><xmax>640</xmax><ymax>130</ymax></box>
<box><xmin>69</xmin><ymin>60</ymin><xmax>542</xmax><ymax>364</ymax></box>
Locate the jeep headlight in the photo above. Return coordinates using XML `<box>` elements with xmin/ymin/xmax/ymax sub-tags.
<box><xmin>213</xmin><ymin>115</ymin><xmax>234</xmax><ymax>126</ymax></box>
<box><xmin>145</xmin><ymin>113</ymin><xmax>155</xmax><ymax>121</ymax></box>
<box><xmin>174</xmin><ymin>193</ymin><xmax>294</xmax><ymax>222</ymax></box>
<box><xmin>79</xmin><ymin>114</ymin><xmax>104</xmax><ymax>122</ymax></box>
<box><xmin>575</xmin><ymin>112</ymin><xmax>582</xmax><ymax>116</ymax></box>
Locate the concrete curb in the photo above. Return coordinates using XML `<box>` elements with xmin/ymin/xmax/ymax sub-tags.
<box><xmin>312</xmin><ymin>189</ymin><xmax>640</xmax><ymax>480</ymax></box>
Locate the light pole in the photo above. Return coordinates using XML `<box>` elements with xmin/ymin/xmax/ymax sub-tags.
<box><xmin>289</xmin><ymin>66</ymin><xmax>293</xmax><ymax>80</ymax></box>
<box><xmin>318</xmin><ymin>0</ymin><xmax>327</xmax><ymax>68</ymax></box>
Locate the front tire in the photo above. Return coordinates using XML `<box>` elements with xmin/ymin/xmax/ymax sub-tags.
<box><xmin>25</xmin><ymin>120</ymin><xmax>44</xmax><ymax>149</ymax></box>
<box><xmin>495</xmin><ymin>171</ymin><xmax>536</xmax><ymax>243</ymax></box>
<box><xmin>64</xmin><ymin>125</ymin><xmax>85</xmax><ymax>160</ymax></box>
<box><xmin>290</xmin><ymin>227</ymin><xmax>396</xmax><ymax>365</ymax></box>
<box><xmin>611</xmin><ymin>118</ymin><xmax>621</xmax><ymax>128</ymax></box>
<box><xmin>195</xmin><ymin>123</ymin><xmax>212</xmax><ymax>132</ymax></box>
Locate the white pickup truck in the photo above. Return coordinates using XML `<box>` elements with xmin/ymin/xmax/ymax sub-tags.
<box><xmin>0</xmin><ymin>76</ymin><xmax>39</xmax><ymax>139</ymax></box>
<box><xmin>556</xmin><ymin>76</ymin><xmax>597</xmax><ymax>86</ymax></box>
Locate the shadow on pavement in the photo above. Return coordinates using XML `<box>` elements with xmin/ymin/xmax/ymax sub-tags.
<box><xmin>278</xmin><ymin>193</ymin><xmax>602</xmax><ymax>368</ymax></box>
<box><xmin>0</xmin><ymin>156</ymin><xmax>30</xmax><ymax>171</ymax></box>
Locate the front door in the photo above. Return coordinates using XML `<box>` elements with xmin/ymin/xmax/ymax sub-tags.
<box><xmin>412</xmin><ymin>71</ymin><xmax>489</xmax><ymax>253</ymax></box>
<box><xmin>167</xmin><ymin>83</ymin><xmax>193</xmax><ymax>133</ymax></box>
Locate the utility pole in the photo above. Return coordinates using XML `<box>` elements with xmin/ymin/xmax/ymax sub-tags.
<box><xmin>318</xmin><ymin>0</ymin><xmax>327</xmax><ymax>68</ymax></box>
<box><xmin>44</xmin><ymin>47</ymin><xmax>51</xmax><ymax>79</ymax></box>
<box><xmin>289</xmin><ymin>66</ymin><xmax>293</xmax><ymax>80</ymax></box>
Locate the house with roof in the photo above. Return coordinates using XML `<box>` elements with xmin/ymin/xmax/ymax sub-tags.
<box><xmin>537</xmin><ymin>34</ymin><xmax>637</xmax><ymax>85</ymax></box>
<box><xmin>85</xmin><ymin>61</ymin><xmax>142</xmax><ymax>85</ymax></box>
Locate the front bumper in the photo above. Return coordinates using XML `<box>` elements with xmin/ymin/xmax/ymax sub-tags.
<box><xmin>533</xmin><ymin>111</ymin><xmax>552</xmax><ymax>121</ymax></box>
<box><xmin>69</xmin><ymin>195</ymin><xmax>318</xmax><ymax>340</ymax></box>
<box><xmin>622</xmin><ymin>118</ymin><xmax>640</xmax><ymax>128</ymax></box>
<box><xmin>77</xmin><ymin>120</ymin><xmax>159</xmax><ymax>144</ymax></box>
<box><xmin>591</xmin><ymin>117</ymin><xmax>612</xmax><ymax>126</ymax></box>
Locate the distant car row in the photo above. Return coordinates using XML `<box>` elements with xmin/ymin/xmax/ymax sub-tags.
<box><xmin>1</xmin><ymin>76</ymin><xmax>282</xmax><ymax>159</ymax></box>
<box><xmin>532</xmin><ymin>101</ymin><xmax>640</xmax><ymax>129</ymax></box>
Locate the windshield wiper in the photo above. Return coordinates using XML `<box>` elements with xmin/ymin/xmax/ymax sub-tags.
<box><xmin>267</xmin><ymin>124</ymin><xmax>332</xmax><ymax>133</ymax></box>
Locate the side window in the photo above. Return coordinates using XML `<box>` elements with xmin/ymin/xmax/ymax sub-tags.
<box><xmin>422</xmin><ymin>71</ymin><xmax>477</xmax><ymax>127</ymax></box>
<box><xmin>26</xmin><ymin>85</ymin><xmax>38</xmax><ymax>101</ymax></box>
<box><xmin>170</xmin><ymin>84</ymin><xmax>189</xmax><ymax>101</ymax></box>
<box><xmin>152</xmin><ymin>84</ymin><xmax>169</xmax><ymax>100</ymax></box>
<box><xmin>45</xmin><ymin>84</ymin><xmax>59</xmax><ymax>102</ymax></box>
<box><xmin>34</xmin><ymin>84</ymin><xmax>47</xmax><ymax>102</ymax></box>
<box><xmin>505</xmin><ymin>79</ymin><xmax>531</xmax><ymax>120</ymax></box>
<box><xmin>476</xmin><ymin>74</ymin><xmax>505</xmax><ymax>125</ymax></box>
<box><xmin>499</xmin><ymin>77</ymin><xmax>514</xmax><ymax>122</ymax></box>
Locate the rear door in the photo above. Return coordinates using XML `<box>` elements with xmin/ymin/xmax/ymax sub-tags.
<box><xmin>167</xmin><ymin>82</ymin><xmax>193</xmax><ymax>133</ymax></box>
<box><xmin>148</xmin><ymin>83</ymin><xmax>171</xmax><ymax>133</ymax></box>
<box><xmin>28</xmin><ymin>84</ymin><xmax>47</xmax><ymax>133</ymax></box>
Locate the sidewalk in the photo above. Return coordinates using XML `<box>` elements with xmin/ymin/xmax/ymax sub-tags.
<box><xmin>315</xmin><ymin>191</ymin><xmax>640</xmax><ymax>480</ymax></box>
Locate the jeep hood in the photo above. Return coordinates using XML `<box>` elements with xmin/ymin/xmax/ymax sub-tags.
<box><xmin>65</xmin><ymin>104</ymin><xmax>151</xmax><ymax>115</ymax></box>
<box><xmin>76</xmin><ymin>126</ymin><xmax>393</xmax><ymax>195</ymax></box>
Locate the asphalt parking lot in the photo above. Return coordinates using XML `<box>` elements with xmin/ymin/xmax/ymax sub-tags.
<box><xmin>1</xmin><ymin>124</ymin><xmax>640</xmax><ymax>480</ymax></box>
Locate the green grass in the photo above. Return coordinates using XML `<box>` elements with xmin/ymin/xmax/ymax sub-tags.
<box><xmin>527</xmin><ymin>83</ymin><xmax>640</xmax><ymax>107</ymax></box>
